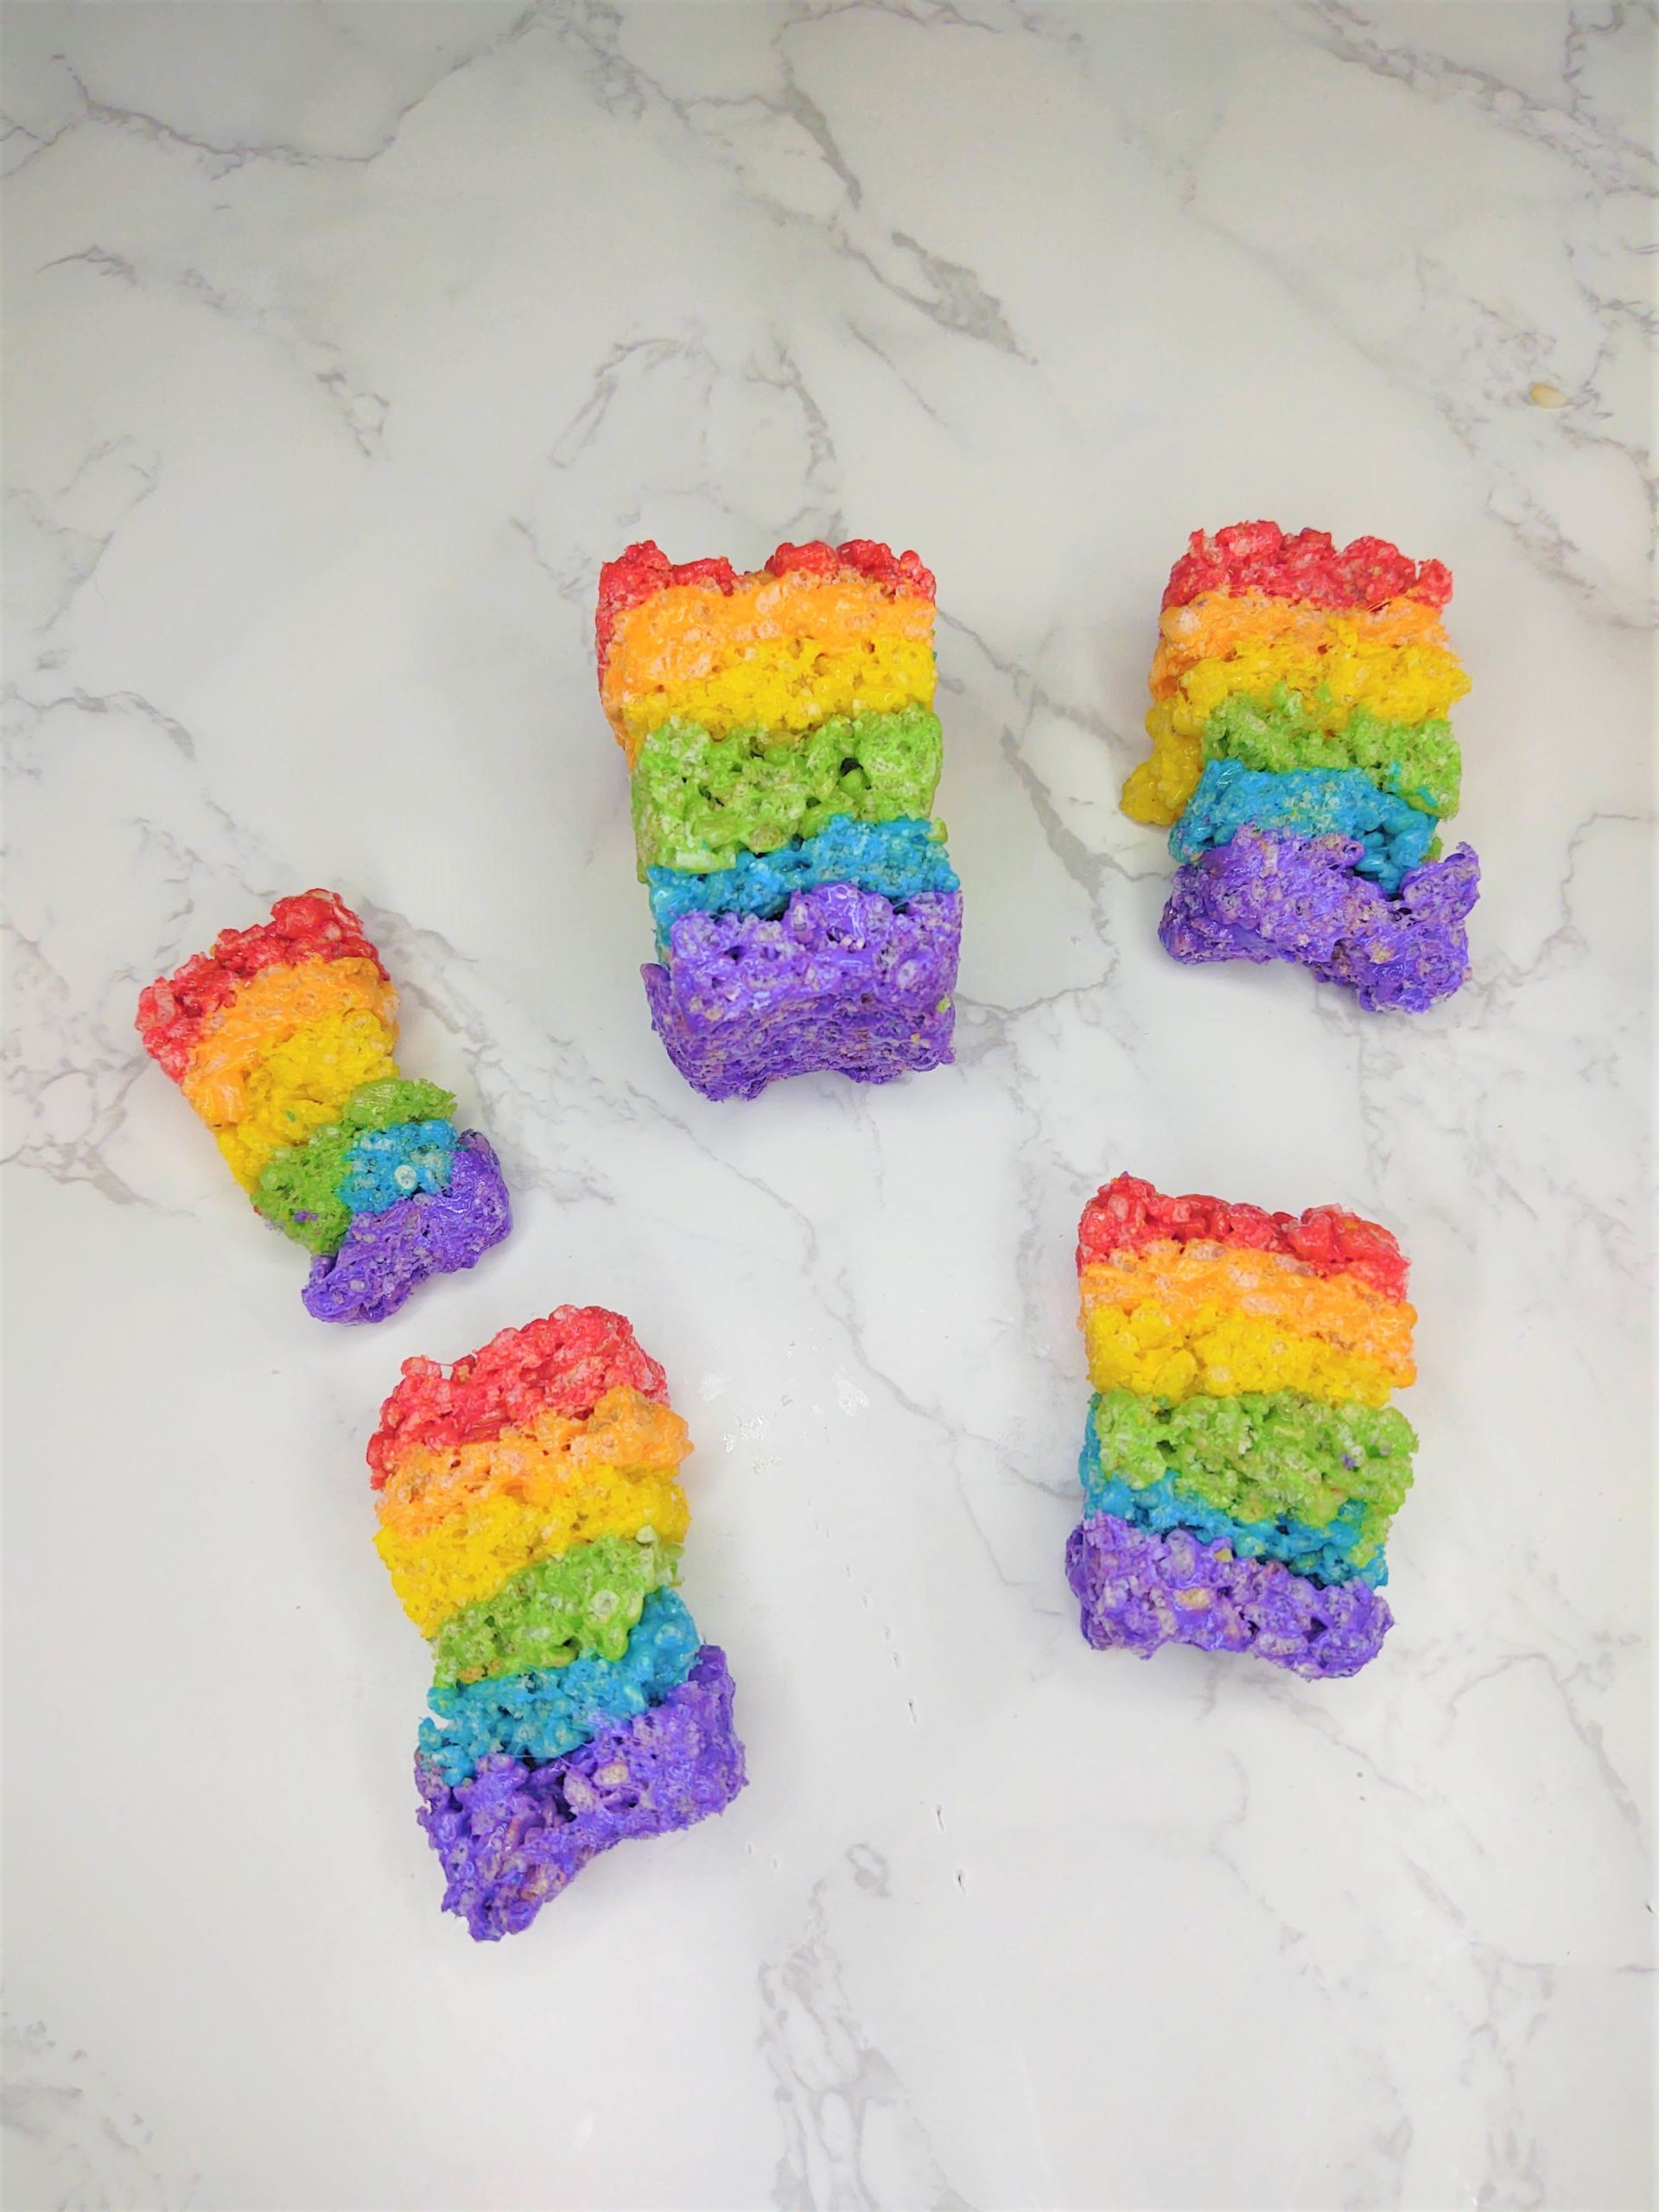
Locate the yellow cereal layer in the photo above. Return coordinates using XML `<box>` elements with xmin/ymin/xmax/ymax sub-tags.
<box><xmin>376</xmin><ymin>1466</ymin><xmax>690</xmax><ymax>1636</ymax></box>
<box><xmin>181</xmin><ymin>958</ymin><xmax>397</xmax><ymax>1127</ymax></box>
<box><xmin>1165</xmin><ymin>635</ymin><xmax>1467</xmax><ymax>743</ymax></box>
<box><xmin>1078</xmin><ymin>1244</ymin><xmax>1415</xmax><ymax>1377</ymax></box>
<box><xmin>375</xmin><ymin>1388</ymin><xmax>691</xmax><ymax>1541</ymax></box>
<box><xmin>611</xmin><ymin>636</ymin><xmax>934</xmax><ymax>759</ymax></box>
<box><xmin>1148</xmin><ymin>594</ymin><xmax>1450</xmax><ymax>701</ymax></box>
<box><xmin>1122</xmin><ymin>718</ymin><xmax>1205</xmax><ymax>827</ymax></box>
<box><xmin>213</xmin><ymin>1008</ymin><xmax>400</xmax><ymax>1190</ymax></box>
<box><xmin>1084</xmin><ymin>1303</ymin><xmax>1400</xmax><ymax>1408</ymax></box>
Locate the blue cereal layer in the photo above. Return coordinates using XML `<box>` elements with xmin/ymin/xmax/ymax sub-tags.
<box><xmin>416</xmin><ymin>1588</ymin><xmax>702</xmax><ymax>1785</ymax></box>
<box><xmin>647</xmin><ymin>813</ymin><xmax>957</xmax><ymax>952</ymax></box>
<box><xmin>339</xmin><ymin>1118</ymin><xmax>457</xmax><ymax>1213</ymax></box>
<box><xmin>1078</xmin><ymin>1443</ymin><xmax>1389</xmax><ymax>1588</ymax></box>
<box><xmin>1170</xmin><ymin>760</ymin><xmax>1438</xmax><ymax>895</ymax></box>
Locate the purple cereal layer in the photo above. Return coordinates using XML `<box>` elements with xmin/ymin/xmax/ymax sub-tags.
<box><xmin>414</xmin><ymin>1645</ymin><xmax>747</xmax><ymax>1940</ymax></box>
<box><xmin>643</xmin><ymin>881</ymin><xmax>960</xmax><ymax>1102</ymax></box>
<box><xmin>1065</xmin><ymin>1513</ymin><xmax>1391</xmax><ymax>1680</ymax></box>
<box><xmin>302</xmin><ymin>1130</ymin><xmax>510</xmax><ymax>1324</ymax></box>
<box><xmin>1158</xmin><ymin>827</ymin><xmax>1478</xmax><ymax>1013</ymax></box>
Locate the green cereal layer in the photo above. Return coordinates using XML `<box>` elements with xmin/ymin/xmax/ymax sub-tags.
<box><xmin>632</xmin><ymin>707</ymin><xmax>944</xmax><ymax>876</ymax></box>
<box><xmin>429</xmin><ymin>1535</ymin><xmax>683</xmax><ymax>1686</ymax></box>
<box><xmin>1086</xmin><ymin>1388</ymin><xmax>1416</xmax><ymax>1567</ymax></box>
<box><xmin>1204</xmin><ymin>692</ymin><xmax>1461</xmax><ymax>819</ymax></box>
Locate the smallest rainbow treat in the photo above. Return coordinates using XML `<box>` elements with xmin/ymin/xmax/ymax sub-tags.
<box><xmin>1122</xmin><ymin>522</ymin><xmax>1480</xmax><ymax>1011</ymax></box>
<box><xmin>1066</xmin><ymin>1173</ymin><xmax>1420</xmax><ymax>1680</ymax></box>
<box><xmin>137</xmin><ymin>891</ymin><xmax>510</xmax><ymax>1322</ymax></box>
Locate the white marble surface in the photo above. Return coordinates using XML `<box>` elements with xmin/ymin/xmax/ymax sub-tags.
<box><xmin>3</xmin><ymin>4</ymin><xmax>1652</xmax><ymax>2208</ymax></box>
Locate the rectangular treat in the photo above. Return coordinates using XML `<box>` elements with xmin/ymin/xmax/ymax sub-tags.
<box><xmin>1120</xmin><ymin>523</ymin><xmax>1478</xmax><ymax>1012</ymax></box>
<box><xmin>1067</xmin><ymin>1175</ymin><xmax>1418</xmax><ymax>1681</ymax></box>
<box><xmin>601</xmin><ymin>539</ymin><xmax>960</xmax><ymax>1098</ymax></box>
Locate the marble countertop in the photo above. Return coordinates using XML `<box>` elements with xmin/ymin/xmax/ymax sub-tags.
<box><xmin>3</xmin><ymin>4</ymin><xmax>1651</xmax><ymax>2209</ymax></box>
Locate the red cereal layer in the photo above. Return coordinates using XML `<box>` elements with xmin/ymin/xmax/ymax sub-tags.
<box><xmin>1162</xmin><ymin>522</ymin><xmax>1452</xmax><ymax>613</ymax></box>
<box><xmin>135</xmin><ymin>890</ymin><xmax>387</xmax><ymax>1084</ymax></box>
<box><xmin>594</xmin><ymin>537</ymin><xmax>937</xmax><ymax>674</ymax></box>
<box><xmin>366</xmin><ymin>1306</ymin><xmax>671</xmax><ymax>1486</ymax></box>
<box><xmin>1078</xmin><ymin>1174</ymin><xmax>1408</xmax><ymax>1303</ymax></box>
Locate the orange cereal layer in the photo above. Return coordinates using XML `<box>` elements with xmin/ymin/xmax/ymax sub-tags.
<box><xmin>375</xmin><ymin>1388</ymin><xmax>690</xmax><ymax>1540</ymax></box>
<box><xmin>1148</xmin><ymin>594</ymin><xmax>1451</xmax><ymax>702</ymax></box>
<box><xmin>180</xmin><ymin>957</ymin><xmax>397</xmax><ymax>1125</ymax></box>
<box><xmin>1078</xmin><ymin>1243</ymin><xmax>1415</xmax><ymax>1376</ymax></box>
<box><xmin>602</xmin><ymin>571</ymin><xmax>935</xmax><ymax>759</ymax></box>
<box><xmin>213</xmin><ymin>1007</ymin><xmax>401</xmax><ymax>1189</ymax></box>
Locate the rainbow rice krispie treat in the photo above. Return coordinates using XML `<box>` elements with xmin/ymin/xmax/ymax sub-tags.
<box><xmin>1122</xmin><ymin>523</ymin><xmax>1479</xmax><ymax>1011</ymax></box>
<box><xmin>137</xmin><ymin>891</ymin><xmax>509</xmax><ymax>1322</ymax></box>
<box><xmin>372</xmin><ymin>1306</ymin><xmax>747</xmax><ymax>1938</ymax></box>
<box><xmin>1065</xmin><ymin>1174</ymin><xmax>1419</xmax><ymax>1679</ymax></box>
<box><xmin>596</xmin><ymin>538</ymin><xmax>961</xmax><ymax>1099</ymax></box>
